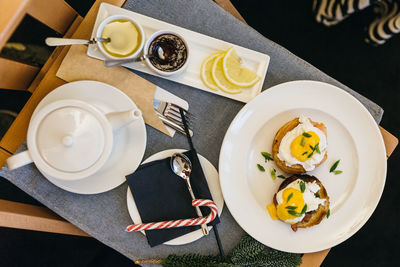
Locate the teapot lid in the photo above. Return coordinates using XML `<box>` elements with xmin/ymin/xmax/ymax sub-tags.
<box><xmin>28</xmin><ymin>100</ymin><xmax>113</xmax><ymax>180</ymax></box>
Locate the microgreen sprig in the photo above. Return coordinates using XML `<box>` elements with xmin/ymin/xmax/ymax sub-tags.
<box><xmin>299</xmin><ymin>181</ymin><xmax>306</xmax><ymax>193</ymax></box>
<box><xmin>261</xmin><ymin>152</ymin><xmax>273</xmax><ymax>162</ymax></box>
<box><xmin>257</xmin><ymin>164</ymin><xmax>265</xmax><ymax>172</ymax></box>
<box><xmin>270</xmin><ymin>167</ymin><xmax>276</xmax><ymax>180</ymax></box>
<box><xmin>330</xmin><ymin>160</ymin><xmax>343</xmax><ymax>174</ymax></box>
<box><xmin>287</xmin><ymin>193</ymin><xmax>294</xmax><ymax>203</ymax></box>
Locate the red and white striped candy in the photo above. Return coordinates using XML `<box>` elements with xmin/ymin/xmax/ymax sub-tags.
<box><xmin>125</xmin><ymin>199</ymin><xmax>218</xmax><ymax>232</ymax></box>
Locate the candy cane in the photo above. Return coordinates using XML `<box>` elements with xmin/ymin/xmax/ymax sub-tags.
<box><xmin>125</xmin><ymin>199</ymin><xmax>218</xmax><ymax>232</ymax></box>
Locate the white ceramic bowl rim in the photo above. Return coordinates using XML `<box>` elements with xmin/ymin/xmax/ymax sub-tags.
<box><xmin>144</xmin><ymin>30</ymin><xmax>190</xmax><ymax>76</ymax></box>
<box><xmin>96</xmin><ymin>14</ymin><xmax>145</xmax><ymax>60</ymax></box>
<box><xmin>27</xmin><ymin>99</ymin><xmax>114</xmax><ymax>181</ymax></box>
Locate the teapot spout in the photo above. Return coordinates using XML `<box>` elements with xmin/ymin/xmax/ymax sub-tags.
<box><xmin>106</xmin><ymin>108</ymin><xmax>142</xmax><ymax>132</ymax></box>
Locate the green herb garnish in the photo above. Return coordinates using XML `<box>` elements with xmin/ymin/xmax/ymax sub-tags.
<box><xmin>287</xmin><ymin>192</ymin><xmax>293</xmax><ymax>203</ymax></box>
<box><xmin>302</xmin><ymin>132</ymin><xmax>312</xmax><ymax>138</ymax></box>
<box><xmin>302</xmin><ymin>151</ymin><xmax>308</xmax><ymax>155</ymax></box>
<box><xmin>261</xmin><ymin>152</ymin><xmax>274</xmax><ymax>162</ymax></box>
<box><xmin>299</xmin><ymin>181</ymin><xmax>306</xmax><ymax>193</ymax></box>
<box><xmin>257</xmin><ymin>164</ymin><xmax>265</xmax><ymax>172</ymax></box>
<box><xmin>277</xmin><ymin>175</ymin><xmax>286</xmax><ymax>179</ymax></box>
<box><xmin>270</xmin><ymin>167</ymin><xmax>276</xmax><ymax>180</ymax></box>
<box><xmin>285</xmin><ymin>206</ymin><xmax>297</xmax><ymax>210</ymax></box>
<box><xmin>300</xmin><ymin>137</ymin><xmax>306</xmax><ymax>146</ymax></box>
<box><xmin>315</xmin><ymin>143</ymin><xmax>321</xmax><ymax>154</ymax></box>
<box><xmin>333</xmin><ymin>170</ymin><xmax>343</xmax><ymax>175</ymax></box>
<box><xmin>288</xmin><ymin>210</ymin><xmax>301</xmax><ymax>217</ymax></box>
<box><xmin>301</xmin><ymin>204</ymin><xmax>307</xmax><ymax>214</ymax></box>
<box><xmin>326</xmin><ymin>209</ymin><xmax>330</xmax><ymax>218</ymax></box>
<box><xmin>330</xmin><ymin>160</ymin><xmax>340</xmax><ymax>172</ymax></box>
<box><xmin>316</xmin><ymin>192</ymin><xmax>320</xmax><ymax>198</ymax></box>
<box><xmin>307</xmin><ymin>143</ymin><xmax>320</xmax><ymax>158</ymax></box>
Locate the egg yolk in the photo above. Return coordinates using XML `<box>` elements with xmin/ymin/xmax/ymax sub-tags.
<box><xmin>276</xmin><ymin>188</ymin><xmax>305</xmax><ymax>223</ymax></box>
<box><xmin>290</xmin><ymin>131</ymin><xmax>320</xmax><ymax>161</ymax></box>
<box><xmin>266</xmin><ymin>204</ymin><xmax>278</xmax><ymax>220</ymax></box>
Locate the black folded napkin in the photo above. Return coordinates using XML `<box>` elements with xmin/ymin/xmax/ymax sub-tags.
<box><xmin>126</xmin><ymin>149</ymin><xmax>220</xmax><ymax>247</ymax></box>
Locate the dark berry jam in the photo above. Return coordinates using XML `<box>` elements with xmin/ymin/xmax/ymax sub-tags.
<box><xmin>148</xmin><ymin>33</ymin><xmax>187</xmax><ymax>72</ymax></box>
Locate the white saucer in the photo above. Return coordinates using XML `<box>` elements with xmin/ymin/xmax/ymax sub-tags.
<box><xmin>126</xmin><ymin>149</ymin><xmax>224</xmax><ymax>245</ymax></box>
<box><xmin>33</xmin><ymin>81</ymin><xmax>147</xmax><ymax>194</ymax></box>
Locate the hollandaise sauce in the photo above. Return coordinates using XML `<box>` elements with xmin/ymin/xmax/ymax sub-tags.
<box><xmin>101</xmin><ymin>19</ymin><xmax>141</xmax><ymax>57</ymax></box>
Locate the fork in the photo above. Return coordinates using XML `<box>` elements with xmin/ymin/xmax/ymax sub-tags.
<box><xmin>153</xmin><ymin>100</ymin><xmax>194</xmax><ymax>136</ymax></box>
<box><xmin>153</xmin><ymin>100</ymin><xmax>194</xmax><ymax>126</ymax></box>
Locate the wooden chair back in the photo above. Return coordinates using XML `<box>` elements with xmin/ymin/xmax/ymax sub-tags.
<box><xmin>0</xmin><ymin>0</ymin><xmax>77</xmax><ymax>91</ymax></box>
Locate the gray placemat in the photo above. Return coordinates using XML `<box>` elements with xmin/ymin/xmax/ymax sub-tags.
<box><xmin>1</xmin><ymin>0</ymin><xmax>383</xmax><ymax>261</ymax></box>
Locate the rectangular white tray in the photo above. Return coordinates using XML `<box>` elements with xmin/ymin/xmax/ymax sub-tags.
<box><xmin>88</xmin><ymin>3</ymin><xmax>270</xmax><ymax>103</ymax></box>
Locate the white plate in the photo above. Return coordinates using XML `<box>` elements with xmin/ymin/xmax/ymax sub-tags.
<box><xmin>33</xmin><ymin>81</ymin><xmax>146</xmax><ymax>194</ymax></box>
<box><xmin>219</xmin><ymin>80</ymin><xmax>387</xmax><ymax>253</ymax></box>
<box><xmin>127</xmin><ymin>149</ymin><xmax>224</xmax><ymax>245</ymax></box>
<box><xmin>87</xmin><ymin>3</ymin><xmax>270</xmax><ymax>103</ymax></box>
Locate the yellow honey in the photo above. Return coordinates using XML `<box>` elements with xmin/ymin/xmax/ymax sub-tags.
<box><xmin>101</xmin><ymin>19</ymin><xmax>141</xmax><ymax>57</ymax></box>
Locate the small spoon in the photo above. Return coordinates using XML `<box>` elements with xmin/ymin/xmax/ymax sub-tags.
<box><xmin>45</xmin><ymin>37</ymin><xmax>110</xmax><ymax>46</ymax></box>
<box><xmin>104</xmin><ymin>46</ymin><xmax>165</xmax><ymax>68</ymax></box>
<box><xmin>170</xmin><ymin>153</ymin><xmax>209</xmax><ymax>236</ymax></box>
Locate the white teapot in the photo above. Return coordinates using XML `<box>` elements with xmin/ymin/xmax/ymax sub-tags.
<box><xmin>6</xmin><ymin>99</ymin><xmax>142</xmax><ymax>181</ymax></box>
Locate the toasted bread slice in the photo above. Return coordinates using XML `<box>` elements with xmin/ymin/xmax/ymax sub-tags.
<box><xmin>273</xmin><ymin>175</ymin><xmax>330</xmax><ymax>232</ymax></box>
<box><xmin>272</xmin><ymin>117</ymin><xmax>327</xmax><ymax>174</ymax></box>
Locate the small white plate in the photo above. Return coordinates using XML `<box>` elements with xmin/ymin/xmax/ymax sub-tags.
<box><xmin>126</xmin><ymin>149</ymin><xmax>224</xmax><ymax>245</ymax></box>
<box><xmin>219</xmin><ymin>80</ymin><xmax>386</xmax><ymax>253</ymax></box>
<box><xmin>88</xmin><ymin>3</ymin><xmax>270</xmax><ymax>103</ymax></box>
<box><xmin>33</xmin><ymin>81</ymin><xmax>146</xmax><ymax>194</ymax></box>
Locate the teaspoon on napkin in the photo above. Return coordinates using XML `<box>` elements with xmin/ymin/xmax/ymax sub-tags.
<box><xmin>170</xmin><ymin>153</ymin><xmax>209</xmax><ymax>236</ymax></box>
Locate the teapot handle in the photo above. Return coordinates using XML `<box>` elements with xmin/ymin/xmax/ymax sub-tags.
<box><xmin>106</xmin><ymin>108</ymin><xmax>142</xmax><ymax>132</ymax></box>
<box><xmin>6</xmin><ymin>150</ymin><xmax>33</xmax><ymax>170</ymax></box>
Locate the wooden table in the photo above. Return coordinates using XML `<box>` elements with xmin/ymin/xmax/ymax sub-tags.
<box><xmin>0</xmin><ymin>1</ymin><xmax>397</xmax><ymax>266</ymax></box>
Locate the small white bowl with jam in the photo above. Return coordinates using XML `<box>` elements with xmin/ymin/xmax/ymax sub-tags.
<box><xmin>97</xmin><ymin>15</ymin><xmax>145</xmax><ymax>60</ymax></box>
<box><xmin>144</xmin><ymin>30</ymin><xmax>189</xmax><ymax>76</ymax></box>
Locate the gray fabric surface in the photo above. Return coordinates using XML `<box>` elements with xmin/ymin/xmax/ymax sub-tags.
<box><xmin>1</xmin><ymin>0</ymin><xmax>383</xmax><ymax>261</ymax></box>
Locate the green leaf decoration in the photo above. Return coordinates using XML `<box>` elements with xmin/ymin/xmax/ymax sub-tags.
<box><xmin>287</xmin><ymin>193</ymin><xmax>294</xmax><ymax>203</ymax></box>
<box><xmin>162</xmin><ymin>235</ymin><xmax>302</xmax><ymax>267</ymax></box>
<box><xmin>288</xmin><ymin>210</ymin><xmax>301</xmax><ymax>217</ymax></box>
<box><xmin>277</xmin><ymin>175</ymin><xmax>286</xmax><ymax>179</ymax></box>
<box><xmin>285</xmin><ymin>206</ymin><xmax>297</xmax><ymax>210</ymax></box>
<box><xmin>270</xmin><ymin>168</ymin><xmax>276</xmax><ymax>180</ymax></box>
<box><xmin>333</xmin><ymin>170</ymin><xmax>343</xmax><ymax>175</ymax></box>
<box><xmin>162</xmin><ymin>254</ymin><xmax>230</xmax><ymax>267</ymax></box>
<box><xmin>261</xmin><ymin>152</ymin><xmax>274</xmax><ymax>161</ymax></box>
<box><xmin>257</xmin><ymin>164</ymin><xmax>265</xmax><ymax>172</ymax></box>
<box><xmin>300</xmin><ymin>181</ymin><xmax>306</xmax><ymax>193</ymax></box>
<box><xmin>301</xmin><ymin>204</ymin><xmax>307</xmax><ymax>214</ymax></box>
<box><xmin>330</xmin><ymin>160</ymin><xmax>340</xmax><ymax>172</ymax></box>
<box><xmin>300</xmin><ymin>137</ymin><xmax>306</xmax><ymax>147</ymax></box>
<box><xmin>315</xmin><ymin>143</ymin><xmax>321</xmax><ymax>154</ymax></box>
<box><xmin>302</xmin><ymin>132</ymin><xmax>312</xmax><ymax>138</ymax></box>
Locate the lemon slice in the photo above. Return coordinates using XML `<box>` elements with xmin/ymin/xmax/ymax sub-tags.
<box><xmin>223</xmin><ymin>47</ymin><xmax>260</xmax><ymax>87</ymax></box>
<box><xmin>200</xmin><ymin>52</ymin><xmax>221</xmax><ymax>90</ymax></box>
<box><xmin>211</xmin><ymin>54</ymin><xmax>242</xmax><ymax>94</ymax></box>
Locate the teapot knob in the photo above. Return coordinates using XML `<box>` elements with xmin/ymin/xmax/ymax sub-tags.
<box><xmin>62</xmin><ymin>135</ymin><xmax>74</xmax><ymax>147</ymax></box>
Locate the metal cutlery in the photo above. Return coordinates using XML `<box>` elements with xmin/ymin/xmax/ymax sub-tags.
<box><xmin>170</xmin><ymin>153</ymin><xmax>209</xmax><ymax>235</ymax></box>
<box><xmin>45</xmin><ymin>37</ymin><xmax>110</xmax><ymax>46</ymax></box>
<box><xmin>153</xmin><ymin>100</ymin><xmax>194</xmax><ymax>136</ymax></box>
<box><xmin>156</xmin><ymin>111</ymin><xmax>193</xmax><ymax>137</ymax></box>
